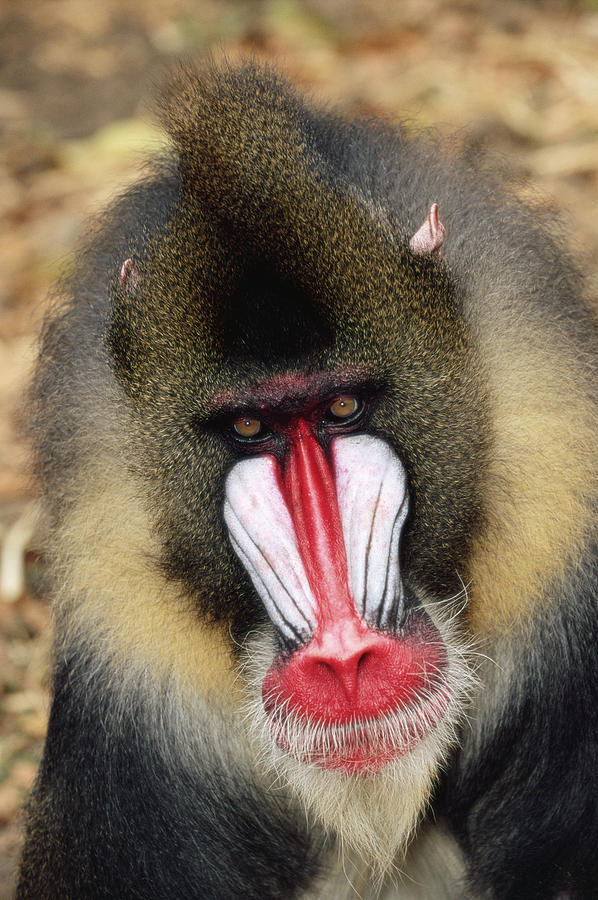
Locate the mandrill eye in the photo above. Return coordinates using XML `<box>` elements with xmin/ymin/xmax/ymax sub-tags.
<box><xmin>232</xmin><ymin>417</ymin><xmax>264</xmax><ymax>440</ymax></box>
<box><xmin>327</xmin><ymin>396</ymin><xmax>363</xmax><ymax>422</ymax></box>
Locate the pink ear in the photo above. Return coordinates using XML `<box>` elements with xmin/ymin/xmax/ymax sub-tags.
<box><xmin>118</xmin><ymin>258</ymin><xmax>140</xmax><ymax>291</ymax></box>
<box><xmin>409</xmin><ymin>203</ymin><xmax>446</xmax><ymax>261</ymax></box>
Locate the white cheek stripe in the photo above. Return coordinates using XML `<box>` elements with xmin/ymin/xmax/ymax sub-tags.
<box><xmin>332</xmin><ymin>435</ymin><xmax>409</xmax><ymax>629</ymax></box>
<box><xmin>223</xmin><ymin>456</ymin><xmax>317</xmax><ymax>642</ymax></box>
<box><xmin>223</xmin><ymin>436</ymin><xmax>409</xmax><ymax>637</ymax></box>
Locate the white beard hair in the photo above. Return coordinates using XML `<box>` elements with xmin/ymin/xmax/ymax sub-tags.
<box><xmin>240</xmin><ymin>598</ymin><xmax>478</xmax><ymax>883</ymax></box>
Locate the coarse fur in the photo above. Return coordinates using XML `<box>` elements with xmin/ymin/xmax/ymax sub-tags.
<box><xmin>18</xmin><ymin>63</ymin><xmax>598</xmax><ymax>899</ymax></box>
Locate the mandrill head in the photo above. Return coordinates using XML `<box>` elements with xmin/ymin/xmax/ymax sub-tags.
<box><xmin>109</xmin><ymin>65</ymin><xmax>484</xmax><ymax>869</ymax></box>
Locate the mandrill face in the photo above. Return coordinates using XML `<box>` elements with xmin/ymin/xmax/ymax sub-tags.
<box><xmin>214</xmin><ymin>367</ymin><xmax>473</xmax><ymax>788</ymax></box>
<box><xmin>213</xmin><ymin>370</ymin><xmax>476</xmax><ymax>869</ymax></box>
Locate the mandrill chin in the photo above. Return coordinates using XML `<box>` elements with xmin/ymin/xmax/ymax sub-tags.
<box><xmin>18</xmin><ymin>63</ymin><xmax>598</xmax><ymax>900</ymax></box>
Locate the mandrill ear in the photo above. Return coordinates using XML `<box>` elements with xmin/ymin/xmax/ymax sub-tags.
<box><xmin>409</xmin><ymin>203</ymin><xmax>446</xmax><ymax>261</ymax></box>
<box><xmin>118</xmin><ymin>258</ymin><xmax>141</xmax><ymax>292</ymax></box>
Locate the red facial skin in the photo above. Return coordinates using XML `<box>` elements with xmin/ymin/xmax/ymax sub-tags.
<box><xmin>258</xmin><ymin>416</ymin><xmax>448</xmax><ymax>773</ymax></box>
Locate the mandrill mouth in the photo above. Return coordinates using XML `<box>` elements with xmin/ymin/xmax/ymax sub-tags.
<box><xmin>264</xmin><ymin>685</ymin><xmax>452</xmax><ymax>775</ymax></box>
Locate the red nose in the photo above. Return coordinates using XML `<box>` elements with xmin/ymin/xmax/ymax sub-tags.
<box><xmin>262</xmin><ymin>615</ymin><xmax>440</xmax><ymax>725</ymax></box>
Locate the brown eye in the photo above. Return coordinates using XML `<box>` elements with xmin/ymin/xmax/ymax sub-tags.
<box><xmin>329</xmin><ymin>396</ymin><xmax>360</xmax><ymax>419</ymax></box>
<box><xmin>233</xmin><ymin>417</ymin><xmax>262</xmax><ymax>438</ymax></box>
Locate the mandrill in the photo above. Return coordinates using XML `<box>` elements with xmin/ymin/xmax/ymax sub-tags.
<box><xmin>17</xmin><ymin>64</ymin><xmax>598</xmax><ymax>899</ymax></box>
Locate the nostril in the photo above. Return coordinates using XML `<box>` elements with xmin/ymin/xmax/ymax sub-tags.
<box><xmin>356</xmin><ymin>650</ymin><xmax>370</xmax><ymax>674</ymax></box>
<box><xmin>313</xmin><ymin>658</ymin><xmax>340</xmax><ymax>684</ymax></box>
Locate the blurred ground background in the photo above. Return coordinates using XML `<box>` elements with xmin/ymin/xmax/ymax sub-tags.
<box><xmin>1</xmin><ymin>0</ymin><xmax>598</xmax><ymax>895</ymax></box>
